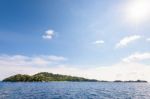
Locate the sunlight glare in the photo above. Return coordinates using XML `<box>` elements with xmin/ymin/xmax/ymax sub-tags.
<box><xmin>125</xmin><ymin>0</ymin><xmax>150</xmax><ymax>24</ymax></box>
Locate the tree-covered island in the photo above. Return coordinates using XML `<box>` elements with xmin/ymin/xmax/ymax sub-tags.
<box><xmin>2</xmin><ymin>72</ymin><xmax>148</xmax><ymax>83</ymax></box>
<box><xmin>2</xmin><ymin>72</ymin><xmax>98</xmax><ymax>82</ymax></box>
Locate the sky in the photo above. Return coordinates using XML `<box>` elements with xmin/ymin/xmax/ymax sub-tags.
<box><xmin>0</xmin><ymin>0</ymin><xmax>150</xmax><ymax>81</ymax></box>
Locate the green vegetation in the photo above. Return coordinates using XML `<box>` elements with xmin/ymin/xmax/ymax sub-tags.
<box><xmin>2</xmin><ymin>72</ymin><xmax>98</xmax><ymax>82</ymax></box>
<box><xmin>2</xmin><ymin>72</ymin><xmax>147</xmax><ymax>83</ymax></box>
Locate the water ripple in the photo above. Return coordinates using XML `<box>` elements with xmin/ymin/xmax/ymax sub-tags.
<box><xmin>0</xmin><ymin>82</ymin><xmax>150</xmax><ymax>99</ymax></box>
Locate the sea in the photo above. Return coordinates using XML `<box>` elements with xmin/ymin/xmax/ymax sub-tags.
<box><xmin>0</xmin><ymin>82</ymin><xmax>150</xmax><ymax>99</ymax></box>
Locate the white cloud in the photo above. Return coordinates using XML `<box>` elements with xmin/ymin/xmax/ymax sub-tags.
<box><xmin>1</xmin><ymin>60</ymin><xmax>150</xmax><ymax>82</ymax></box>
<box><xmin>116</xmin><ymin>35</ymin><xmax>141</xmax><ymax>48</ymax></box>
<box><xmin>42</xmin><ymin>29</ymin><xmax>55</xmax><ymax>40</ymax></box>
<box><xmin>122</xmin><ymin>52</ymin><xmax>150</xmax><ymax>63</ymax></box>
<box><xmin>0</xmin><ymin>54</ymin><xmax>67</xmax><ymax>67</ymax></box>
<box><xmin>93</xmin><ymin>40</ymin><xmax>104</xmax><ymax>45</ymax></box>
<box><xmin>0</xmin><ymin>54</ymin><xmax>68</xmax><ymax>80</ymax></box>
<box><xmin>1</xmin><ymin>54</ymin><xmax>150</xmax><ymax>82</ymax></box>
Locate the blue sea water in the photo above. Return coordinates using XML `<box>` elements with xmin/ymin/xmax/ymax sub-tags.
<box><xmin>0</xmin><ymin>82</ymin><xmax>150</xmax><ymax>99</ymax></box>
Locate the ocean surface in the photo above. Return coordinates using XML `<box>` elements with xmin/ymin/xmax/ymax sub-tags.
<box><xmin>0</xmin><ymin>82</ymin><xmax>150</xmax><ymax>99</ymax></box>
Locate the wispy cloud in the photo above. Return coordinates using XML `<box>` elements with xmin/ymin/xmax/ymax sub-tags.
<box><xmin>42</xmin><ymin>29</ymin><xmax>55</xmax><ymax>40</ymax></box>
<box><xmin>116</xmin><ymin>35</ymin><xmax>141</xmax><ymax>48</ymax></box>
<box><xmin>0</xmin><ymin>54</ymin><xmax>67</xmax><ymax>67</ymax></box>
<box><xmin>93</xmin><ymin>40</ymin><xmax>104</xmax><ymax>45</ymax></box>
<box><xmin>1</xmin><ymin>60</ymin><xmax>150</xmax><ymax>81</ymax></box>
<box><xmin>0</xmin><ymin>54</ymin><xmax>68</xmax><ymax>80</ymax></box>
<box><xmin>122</xmin><ymin>52</ymin><xmax>150</xmax><ymax>63</ymax></box>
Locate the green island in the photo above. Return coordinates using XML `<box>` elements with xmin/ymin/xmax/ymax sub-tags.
<box><xmin>2</xmin><ymin>72</ymin><xmax>98</xmax><ymax>82</ymax></box>
<box><xmin>2</xmin><ymin>72</ymin><xmax>148</xmax><ymax>83</ymax></box>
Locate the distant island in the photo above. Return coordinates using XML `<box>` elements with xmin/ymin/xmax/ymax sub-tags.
<box><xmin>2</xmin><ymin>72</ymin><xmax>98</xmax><ymax>82</ymax></box>
<box><xmin>113</xmin><ymin>80</ymin><xmax>147</xmax><ymax>83</ymax></box>
<box><xmin>2</xmin><ymin>72</ymin><xmax>148</xmax><ymax>83</ymax></box>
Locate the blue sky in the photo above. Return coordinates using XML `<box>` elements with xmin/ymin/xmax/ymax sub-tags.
<box><xmin>0</xmin><ymin>0</ymin><xmax>150</xmax><ymax>81</ymax></box>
